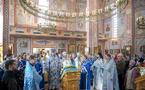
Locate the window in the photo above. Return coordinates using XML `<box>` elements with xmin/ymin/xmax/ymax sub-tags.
<box><xmin>38</xmin><ymin>0</ymin><xmax>49</xmax><ymax>24</ymax></box>
<box><xmin>112</xmin><ymin>9</ymin><xmax>117</xmax><ymax>38</ymax></box>
<box><xmin>86</xmin><ymin>0</ymin><xmax>89</xmax><ymax>47</ymax></box>
<box><xmin>0</xmin><ymin>13</ymin><xmax>3</xmax><ymax>45</ymax></box>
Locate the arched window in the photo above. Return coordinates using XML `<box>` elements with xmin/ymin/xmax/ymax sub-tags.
<box><xmin>0</xmin><ymin>12</ymin><xmax>3</xmax><ymax>45</ymax></box>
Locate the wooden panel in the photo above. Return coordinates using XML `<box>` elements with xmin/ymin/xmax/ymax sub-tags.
<box><xmin>135</xmin><ymin>74</ymin><xmax>145</xmax><ymax>90</ymax></box>
<box><xmin>62</xmin><ymin>71</ymin><xmax>80</xmax><ymax>90</ymax></box>
<box><xmin>121</xmin><ymin>49</ymin><xmax>125</xmax><ymax>56</ymax></box>
<box><xmin>125</xmin><ymin>46</ymin><xmax>132</xmax><ymax>59</ymax></box>
<box><xmin>114</xmin><ymin>49</ymin><xmax>120</xmax><ymax>54</ymax></box>
<box><xmin>77</xmin><ymin>45</ymin><xmax>85</xmax><ymax>54</ymax></box>
<box><xmin>110</xmin><ymin>49</ymin><xmax>113</xmax><ymax>54</ymax></box>
<box><xmin>94</xmin><ymin>47</ymin><xmax>99</xmax><ymax>55</ymax></box>
<box><xmin>105</xmin><ymin>50</ymin><xmax>108</xmax><ymax>54</ymax></box>
<box><xmin>68</xmin><ymin>45</ymin><xmax>76</xmax><ymax>54</ymax></box>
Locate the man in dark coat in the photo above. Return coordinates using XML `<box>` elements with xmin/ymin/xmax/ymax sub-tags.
<box><xmin>116</xmin><ymin>53</ymin><xmax>125</xmax><ymax>90</ymax></box>
<box><xmin>1</xmin><ymin>60</ymin><xmax>20</xmax><ymax>90</ymax></box>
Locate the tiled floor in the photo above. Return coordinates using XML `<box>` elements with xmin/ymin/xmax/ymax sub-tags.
<box><xmin>44</xmin><ymin>84</ymin><xmax>62</xmax><ymax>90</ymax></box>
<box><xmin>45</xmin><ymin>84</ymin><xmax>94</xmax><ymax>90</ymax></box>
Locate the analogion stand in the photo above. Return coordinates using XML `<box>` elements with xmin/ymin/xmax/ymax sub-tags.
<box><xmin>62</xmin><ymin>70</ymin><xmax>81</xmax><ymax>90</ymax></box>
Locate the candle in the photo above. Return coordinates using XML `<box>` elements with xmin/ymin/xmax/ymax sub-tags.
<box><xmin>86</xmin><ymin>12</ymin><xmax>89</xmax><ymax>16</ymax></box>
<box><xmin>116</xmin><ymin>1</ymin><xmax>118</xmax><ymax>5</ymax></box>
<box><xmin>68</xmin><ymin>13</ymin><xmax>70</xmax><ymax>17</ymax></box>
<box><xmin>74</xmin><ymin>13</ymin><xmax>76</xmax><ymax>17</ymax></box>
<box><xmin>111</xmin><ymin>4</ymin><xmax>112</xmax><ymax>9</ymax></box>
<box><xmin>92</xmin><ymin>11</ymin><xmax>94</xmax><ymax>15</ymax></box>
<box><xmin>107</xmin><ymin>6</ymin><xmax>109</xmax><ymax>11</ymax></box>
<box><xmin>136</xmin><ymin>18</ymin><xmax>138</xmax><ymax>21</ymax></box>
<box><xmin>26</xmin><ymin>0</ymin><xmax>29</xmax><ymax>3</ymax></box>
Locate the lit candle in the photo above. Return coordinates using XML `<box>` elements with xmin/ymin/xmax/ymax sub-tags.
<box><xmin>116</xmin><ymin>1</ymin><xmax>118</xmax><ymax>5</ymax></box>
<box><xmin>136</xmin><ymin>18</ymin><xmax>138</xmax><ymax>21</ymax></box>
<box><xmin>92</xmin><ymin>11</ymin><xmax>94</xmax><ymax>15</ymax></box>
<box><xmin>26</xmin><ymin>0</ymin><xmax>29</xmax><ymax>3</ymax></box>
<box><xmin>100</xmin><ymin>9</ymin><xmax>102</xmax><ymax>13</ymax></box>
<box><xmin>86</xmin><ymin>12</ymin><xmax>89</xmax><ymax>16</ymax></box>
<box><xmin>68</xmin><ymin>13</ymin><xmax>70</xmax><ymax>17</ymax></box>
<box><xmin>74</xmin><ymin>13</ymin><xmax>76</xmax><ymax>17</ymax></box>
<box><xmin>112</xmin><ymin>3</ymin><xmax>114</xmax><ymax>9</ymax></box>
<box><xmin>139</xmin><ymin>17</ymin><xmax>141</xmax><ymax>21</ymax></box>
<box><xmin>107</xmin><ymin>6</ymin><xmax>109</xmax><ymax>11</ymax></box>
<box><xmin>81</xmin><ymin>12</ymin><xmax>83</xmax><ymax>16</ymax></box>
<box><xmin>98</xmin><ymin>9</ymin><xmax>100</xmax><ymax>14</ymax></box>
<box><xmin>111</xmin><ymin>4</ymin><xmax>112</xmax><ymax>9</ymax></box>
<box><xmin>31</xmin><ymin>1</ymin><xmax>34</xmax><ymax>6</ymax></box>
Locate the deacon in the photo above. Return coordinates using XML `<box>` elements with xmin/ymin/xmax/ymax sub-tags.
<box><xmin>91</xmin><ymin>53</ymin><xmax>104</xmax><ymax>90</ymax></box>
<box><xmin>35</xmin><ymin>53</ymin><xmax>44</xmax><ymax>90</ymax></box>
<box><xmin>23</xmin><ymin>55</ymin><xmax>42</xmax><ymax>90</ymax></box>
<box><xmin>46</xmin><ymin>49</ymin><xmax>61</xmax><ymax>90</ymax></box>
<box><xmin>103</xmin><ymin>54</ymin><xmax>119</xmax><ymax>90</ymax></box>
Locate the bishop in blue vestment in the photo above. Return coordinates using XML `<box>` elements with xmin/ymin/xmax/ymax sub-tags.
<box><xmin>46</xmin><ymin>49</ymin><xmax>62</xmax><ymax>90</ymax></box>
<box><xmin>80</xmin><ymin>55</ymin><xmax>91</xmax><ymax>90</ymax></box>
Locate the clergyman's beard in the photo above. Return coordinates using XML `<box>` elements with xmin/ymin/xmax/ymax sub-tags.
<box><xmin>12</xmin><ymin>67</ymin><xmax>17</xmax><ymax>71</ymax></box>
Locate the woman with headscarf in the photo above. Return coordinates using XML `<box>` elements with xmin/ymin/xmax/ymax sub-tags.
<box><xmin>124</xmin><ymin>60</ymin><xmax>140</xmax><ymax>89</ymax></box>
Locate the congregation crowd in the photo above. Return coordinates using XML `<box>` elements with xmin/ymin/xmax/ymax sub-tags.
<box><xmin>0</xmin><ymin>48</ymin><xmax>145</xmax><ymax>90</ymax></box>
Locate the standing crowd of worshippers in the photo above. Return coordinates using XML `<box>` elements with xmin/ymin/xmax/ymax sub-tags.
<box><xmin>0</xmin><ymin>49</ymin><xmax>145</xmax><ymax>90</ymax></box>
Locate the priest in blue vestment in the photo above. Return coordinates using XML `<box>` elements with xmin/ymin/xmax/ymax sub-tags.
<box><xmin>24</xmin><ymin>55</ymin><xmax>42</xmax><ymax>90</ymax></box>
<box><xmin>91</xmin><ymin>53</ymin><xmax>104</xmax><ymax>90</ymax></box>
<box><xmin>17</xmin><ymin>52</ymin><xmax>27</xmax><ymax>89</ymax></box>
<box><xmin>35</xmin><ymin>53</ymin><xmax>44</xmax><ymax>90</ymax></box>
<box><xmin>46</xmin><ymin>49</ymin><xmax>62</xmax><ymax>90</ymax></box>
<box><xmin>80</xmin><ymin>55</ymin><xmax>91</xmax><ymax>90</ymax></box>
<box><xmin>103</xmin><ymin>54</ymin><xmax>119</xmax><ymax>90</ymax></box>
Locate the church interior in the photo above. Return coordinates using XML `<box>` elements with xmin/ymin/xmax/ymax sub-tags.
<box><xmin>0</xmin><ymin>0</ymin><xmax>145</xmax><ymax>90</ymax></box>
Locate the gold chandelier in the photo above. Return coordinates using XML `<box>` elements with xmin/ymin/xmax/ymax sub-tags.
<box><xmin>20</xmin><ymin>0</ymin><xmax>128</xmax><ymax>23</ymax></box>
<box><xmin>37</xmin><ymin>22</ymin><xmax>56</xmax><ymax>32</ymax></box>
<box><xmin>136</xmin><ymin>16</ymin><xmax>145</xmax><ymax>29</ymax></box>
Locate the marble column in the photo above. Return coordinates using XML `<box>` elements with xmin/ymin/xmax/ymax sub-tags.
<box><xmin>3</xmin><ymin>0</ymin><xmax>9</xmax><ymax>57</ymax></box>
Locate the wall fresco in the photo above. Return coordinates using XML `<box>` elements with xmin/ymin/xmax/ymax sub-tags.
<box><xmin>104</xmin><ymin>18</ymin><xmax>112</xmax><ymax>34</ymax></box>
<box><xmin>136</xmin><ymin>38</ymin><xmax>145</xmax><ymax>54</ymax></box>
<box><xmin>135</xmin><ymin>10</ymin><xmax>145</xmax><ymax>36</ymax></box>
<box><xmin>0</xmin><ymin>0</ymin><xmax>3</xmax><ymax>45</ymax></box>
<box><xmin>122</xmin><ymin>39</ymin><xmax>125</xmax><ymax>49</ymax></box>
<box><xmin>76</xmin><ymin>18</ymin><xmax>86</xmax><ymax>31</ymax></box>
<box><xmin>134</xmin><ymin>0</ymin><xmax>145</xmax><ymax>8</ymax></box>
<box><xmin>117</xmin><ymin>14</ymin><xmax>126</xmax><ymax>38</ymax></box>
<box><xmin>49</xmin><ymin>0</ymin><xmax>68</xmax><ymax>12</ymax></box>
<box><xmin>105</xmin><ymin>41</ymin><xmax>109</xmax><ymax>50</ymax></box>
<box><xmin>9</xmin><ymin>0</ymin><xmax>14</xmax><ymax>26</ymax></box>
<box><xmin>16</xmin><ymin>5</ymin><xmax>37</xmax><ymax>26</ymax></box>
<box><xmin>17</xmin><ymin>38</ymin><xmax>31</xmax><ymax>55</ymax></box>
<box><xmin>93</xmin><ymin>21</ymin><xmax>98</xmax><ymax>47</ymax></box>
